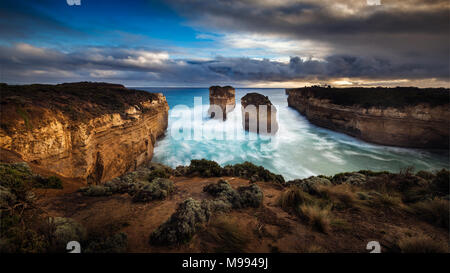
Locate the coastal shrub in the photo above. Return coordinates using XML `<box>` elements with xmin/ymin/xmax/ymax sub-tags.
<box><xmin>228</xmin><ymin>161</ymin><xmax>285</xmax><ymax>183</ymax></box>
<box><xmin>287</xmin><ymin>176</ymin><xmax>331</xmax><ymax>195</ymax></box>
<box><xmin>187</xmin><ymin>159</ymin><xmax>222</xmax><ymax>177</ymax></box>
<box><xmin>79</xmin><ymin>185</ymin><xmax>113</xmax><ymax>197</ymax></box>
<box><xmin>202</xmin><ymin>180</ymin><xmax>263</xmax><ymax>209</ymax></box>
<box><xmin>147</xmin><ymin>169</ymin><xmax>170</xmax><ymax>182</ymax></box>
<box><xmin>358</xmin><ymin>170</ymin><xmax>390</xmax><ymax>177</ymax></box>
<box><xmin>33</xmin><ymin>175</ymin><xmax>63</xmax><ymax>189</ymax></box>
<box><xmin>415</xmin><ymin>170</ymin><xmax>435</xmax><ymax>181</ymax></box>
<box><xmin>206</xmin><ymin>216</ymin><xmax>250</xmax><ymax>253</ymax></box>
<box><xmin>411</xmin><ymin>198</ymin><xmax>449</xmax><ymax>229</ymax></box>
<box><xmin>299</xmin><ymin>204</ymin><xmax>331</xmax><ymax>233</ymax></box>
<box><xmin>430</xmin><ymin>169</ymin><xmax>449</xmax><ymax>196</ymax></box>
<box><xmin>85</xmin><ymin>232</ymin><xmax>128</xmax><ymax>253</ymax></box>
<box><xmin>237</xmin><ymin>184</ymin><xmax>264</xmax><ymax>208</ymax></box>
<box><xmin>331</xmin><ymin>172</ymin><xmax>366</xmax><ymax>185</ymax></box>
<box><xmin>0</xmin><ymin>163</ymin><xmax>33</xmax><ymax>200</ymax></box>
<box><xmin>149</xmin><ymin>198</ymin><xmax>211</xmax><ymax>245</ymax></box>
<box><xmin>0</xmin><ymin>185</ymin><xmax>17</xmax><ymax>208</ymax></box>
<box><xmin>48</xmin><ymin>217</ymin><xmax>86</xmax><ymax>252</ymax></box>
<box><xmin>104</xmin><ymin>178</ymin><xmax>130</xmax><ymax>194</ymax></box>
<box><xmin>131</xmin><ymin>178</ymin><xmax>174</xmax><ymax>202</ymax></box>
<box><xmin>398</xmin><ymin>235</ymin><xmax>448</xmax><ymax>253</ymax></box>
<box><xmin>289</xmin><ymin>86</ymin><xmax>449</xmax><ymax>108</ymax></box>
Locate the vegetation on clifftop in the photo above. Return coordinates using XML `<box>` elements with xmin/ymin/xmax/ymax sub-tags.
<box><xmin>0</xmin><ymin>82</ymin><xmax>163</xmax><ymax>132</ymax></box>
<box><xmin>287</xmin><ymin>86</ymin><xmax>450</xmax><ymax>108</ymax></box>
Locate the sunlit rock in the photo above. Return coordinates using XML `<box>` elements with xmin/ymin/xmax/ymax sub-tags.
<box><xmin>208</xmin><ymin>86</ymin><xmax>235</xmax><ymax>120</ymax></box>
<box><xmin>241</xmin><ymin>92</ymin><xmax>279</xmax><ymax>135</ymax></box>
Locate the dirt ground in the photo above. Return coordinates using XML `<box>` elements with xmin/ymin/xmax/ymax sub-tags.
<box><xmin>34</xmin><ymin>175</ymin><xmax>449</xmax><ymax>253</ymax></box>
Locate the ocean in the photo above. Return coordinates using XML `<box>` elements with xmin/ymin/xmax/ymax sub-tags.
<box><xmin>140</xmin><ymin>87</ymin><xmax>449</xmax><ymax>181</ymax></box>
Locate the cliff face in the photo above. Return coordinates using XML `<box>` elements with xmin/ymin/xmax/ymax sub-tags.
<box><xmin>286</xmin><ymin>88</ymin><xmax>450</xmax><ymax>148</ymax></box>
<box><xmin>208</xmin><ymin>86</ymin><xmax>235</xmax><ymax>120</ymax></box>
<box><xmin>241</xmin><ymin>93</ymin><xmax>278</xmax><ymax>135</ymax></box>
<box><xmin>0</xmin><ymin>82</ymin><xmax>169</xmax><ymax>184</ymax></box>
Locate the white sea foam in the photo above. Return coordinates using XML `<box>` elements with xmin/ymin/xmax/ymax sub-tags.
<box><xmin>151</xmin><ymin>88</ymin><xmax>449</xmax><ymax>180</ymax></box>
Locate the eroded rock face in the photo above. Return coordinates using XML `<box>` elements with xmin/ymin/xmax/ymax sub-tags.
<box><xmin>0</xmin><ymin>82</ymin><xmax>169</xmax><ymax>184</ymax></box>
<box><xmin>208</xmin><ymin>86</ymin><xmax>235</xmax><ymax>120</ymax></box>
<box><xmin>286</xmin><ymin>87</ymin><xmax>450</xmax><ymax>148</ymax></box>
<box><xmin>241</xmin><ymin>93</ymin><xmax>279</xmax><ymax>135</ymax></box>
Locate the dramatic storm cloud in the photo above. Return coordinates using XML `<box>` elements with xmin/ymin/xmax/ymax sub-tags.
<box><xmin>0</xmin><ymin>0</ymin><xmax>448</xmax><ymax>87</ymax></box>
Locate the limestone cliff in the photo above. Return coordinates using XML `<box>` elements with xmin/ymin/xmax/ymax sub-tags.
<box><xmin>286</xmin><ymin>87</ymin><xmax>449</xmax><ymax>148</ymax></box>
<box><xmin>0</xmin><ymin>82</ymin><xmax>169</xmax><ymax>184</ymax></box>
<box><xmin>241</xmin><ymin>93</ymin><xmax>278</xmax><ymax>135</ymax></box>
<box><xmin>208</xmin><ymin>86</ymin><xmax>235</xmax><ymax>120</ymax></box>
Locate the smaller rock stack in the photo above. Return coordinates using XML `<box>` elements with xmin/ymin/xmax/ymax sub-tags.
<box><xmin>241</xmin><ymin>93</ymin><xmax>279</xmax><ymax>135</ymax></box>
<box><xmin>208</xmin><ymin>86</ymin><xmax>236</xmax><ymax>120</ymax></box>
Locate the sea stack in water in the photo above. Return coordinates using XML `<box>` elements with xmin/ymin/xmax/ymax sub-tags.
<box><xmin>208</xmin><ymin>86</ymin><xmax>235</xmax><ymax>120</ymax></box>
<box><xmin>241</xmin><ymin>93</ymin><xmax>278</xmax><ymax>135</ymax></box>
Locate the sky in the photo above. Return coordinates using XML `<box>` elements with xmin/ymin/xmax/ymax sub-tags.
<box><xmin>0</xmin><ymin>0</ymin><xmax>449</xmax><ymax>87</ymax></box>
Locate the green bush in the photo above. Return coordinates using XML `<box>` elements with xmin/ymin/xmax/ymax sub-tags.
<box><xmin>149</xmin><ymin>198</ymin><xmax>211</xmax><ymax>245</ymax></box>
<box><xmin>431</xmin><ymin>169</ymin><xmax>449</xmax><ymax>196</ymax></box>
<box><xmin>33</xmin><ymin>176</ymin><xmax>63</xmax><ymax>189</ymax></box>
<box><xmin>187</xmin><ymin>159</ymin><xmax>222</xmax><ymax>177</ymax></box>
<box><xmin>411</xmin><ymin>198</ymin><xmax>449</xmax><ymax>229</ymax></box>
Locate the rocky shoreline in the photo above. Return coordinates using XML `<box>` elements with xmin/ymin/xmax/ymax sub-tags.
<box><xmin>286</xmin><ymin>87</ymin><xmax>450</xmax><ymax>148</ymax></box>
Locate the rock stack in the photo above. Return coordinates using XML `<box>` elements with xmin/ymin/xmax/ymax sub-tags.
<box><xmin>241</xmin><ymin>93</ymin><xmax>278</xmax><ymax>135</ymax></box>
<box><xmin>208</xmin><ymin>86</ymin><xmax>236</xmax><ymax>120</ymax></box>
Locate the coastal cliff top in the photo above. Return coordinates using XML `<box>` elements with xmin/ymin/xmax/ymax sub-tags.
<box><xmin>209</xmin><ymin>85</ymin><xmax>235</xmax><ymax>97</ymax></box>
<box><xmin>0</xmin><ymin>82</ymin><xmax>163</xmax><ymax>124</ymax></box>
<box><xmin>286</xmin><ymin>86</ymin><xmax>450</xmax><ymax>108</ymax></box>
<box><xmin>241</xmin><ymin>92</ymin><xmax>273</xmax><ymax>107</ymax></box>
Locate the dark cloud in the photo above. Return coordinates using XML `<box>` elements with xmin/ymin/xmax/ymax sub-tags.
<box><xmin>165</xmin><ymin>0</ymin><xmax>450</xmax><ymax>79</ymax></box>
<box><xmin>1</xmin><ymin>43</ymin><xmax>447</xmax><ymax>86</ymax></box>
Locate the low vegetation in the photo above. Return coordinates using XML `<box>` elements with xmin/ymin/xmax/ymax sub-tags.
<box><xmin>299</xmin><ymin>204</ymin><xmax>331</xmax><ymax>233</ymax></box>
<box><xmin>175</xmin><ymin>159</ymin><xmax>285</xmax><ymax>183</ymax></box>
<box><xmin>398</xmin><ymin>235</ymin><xmax>448</xmax><ymax>253</ymax></box>
<box><xmin>206</xmin><ymin>216</ymin><xmax>250</xmax><ymax>253</ymax></box>
<box><xmin>80</xmin><ymin>165</ymin><xmax>174</xmax><ymax>202</ymax></box>
<box><xmin>287</xmin><ymin>86</ymin><xmax>450</xmax><ymax>108</ymax></box>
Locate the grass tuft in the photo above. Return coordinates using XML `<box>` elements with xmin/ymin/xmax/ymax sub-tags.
<box><xmin>398</xmin><ymin>235</ymin><xmax>448</xmax><ymax>253</ymax></box>
<box><xmin>299</xmin><ymin>204</ymin><xmax>331</xmax><ymax>233</ymax></box>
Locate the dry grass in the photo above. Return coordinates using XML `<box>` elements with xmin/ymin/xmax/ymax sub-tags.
<box><xmin>299</xmin><ymin>204</ymin><xmax>331</xmax><ymax>233</ymax></box>
<box><xmin>368</xmin><ymin>192</ymin><xmax>403</xmax><ymax>211</ymax></box>
<box><xmin>277</xmin><ymin>186</ymin><xmax>314</xmax><ymax>214</ymax></box>
<box><xmin>316</xmin><ymin>184</ymin><xmax>357</xmax><ymax>208</ymax></box>
<box><xmin>330</xmin><ymin>218</ymin><xmax>352</xmax><ymax>232</ymax></box>
<box><xmin>206</xmin><ymin>216</ymin><xmax>250</xmax><ymax>253</ymax></box>
<box><xmin>299</xmin><ymin>244</ymin><xmax>328</xmax><ymax>253</ymax></box>
<box><xmin>398</xmin><ymin>235</ymin><xmax>448</xmax><ymax>253</ymax></box>
<box><xmin>411</xmin><ymin>198</ymin><xmax>449</xmax><ymax>229</ymax></box>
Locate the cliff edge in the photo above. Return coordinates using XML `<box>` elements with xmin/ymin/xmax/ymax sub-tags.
<box><xmin>286</xmin><ymin>87</ymin><xmax>450</xmax><ymax>148</ymax></box>
<box><xmin>0</xmin><ymin>82</ymin><xmax>169</xmax><ymax>184</ymax></box>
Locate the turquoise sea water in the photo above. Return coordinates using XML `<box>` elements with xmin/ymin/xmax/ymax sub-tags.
<box><xmin>141</xmin><ymin>88</ymin><xmax>449</xmax><ymax>180</ymax></box>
